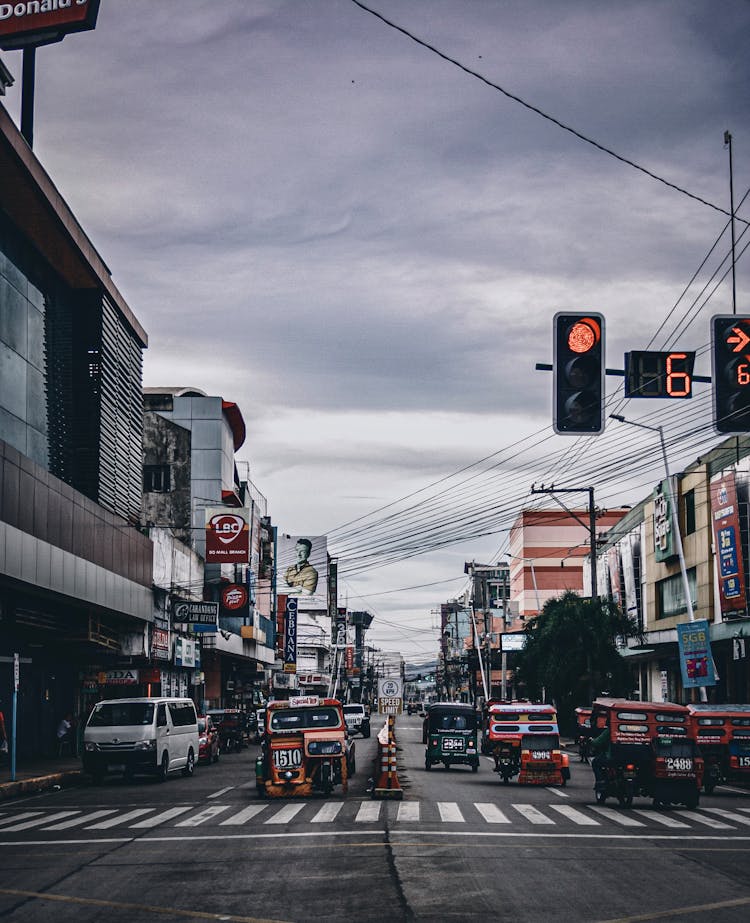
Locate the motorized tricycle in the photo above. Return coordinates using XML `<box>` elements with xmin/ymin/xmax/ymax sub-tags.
<box><xmin>255</xmin><ymin>696</ymin><xmax>351</xmax><ymax>798</ymax></box>
<box><xmin>687</xmin><ymin>703</ymin><xmax>750</xmax><ymax>794</ymax></box>
<box><xmin>590</xmin><ymin>698</ymin><xmax>702</xmax><ymax>809</ymax></box>
<box><xmin>481</xmin><ymin>701</ymin><xmax>569</xmax><ymax>785</ymax></box>
<box><xmin>423</xmin><ymin>702</ymin><xmax>480</xmax><ymax>772</ymax></box>
<box><xmin>206</xmin><ymin>708</ymin><xmax>249</xmax><ymax>753</ymax></box>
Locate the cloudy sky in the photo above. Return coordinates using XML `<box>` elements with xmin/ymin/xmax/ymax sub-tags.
<box><xmin>2</xmin><ymin>0</ymin><xmax>748</xmax><ymax>661</ymax></box>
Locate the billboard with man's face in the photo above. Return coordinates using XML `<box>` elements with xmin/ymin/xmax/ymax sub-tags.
<box><xmin>276</xmin><ymin>535</ymin><xmax>328</xmax><ymax>611</ymax></box>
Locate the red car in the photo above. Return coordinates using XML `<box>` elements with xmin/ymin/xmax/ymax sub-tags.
<box><xmin>198</xmin><ymin>715</ymin><xmax>220</xmax><ymax>764</ymax></box>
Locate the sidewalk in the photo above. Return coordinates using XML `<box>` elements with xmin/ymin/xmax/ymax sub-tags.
<box><xmin>0</xmin><ymin>755</ymin><xmax>84</xmax><ymax>802</ymax></box>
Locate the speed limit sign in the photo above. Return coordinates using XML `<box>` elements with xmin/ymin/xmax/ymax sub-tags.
<box><xmin>379</xmin><ymin>678</ymin><xmax>402</xmax><ymax>699</ymax></box>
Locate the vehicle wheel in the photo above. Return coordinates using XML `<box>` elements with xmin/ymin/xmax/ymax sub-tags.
<box><xmin>704</xmin><ymin>781</ymin><xmax>715</xmax><ymax>795</ymax></box>
<box><xmin>213</xmin><ymin>747</ymin><xmax>220</xmax><ymax>764</ymax></box>
<box><xmin>652</xmin><ymin>798</ymin><xmax>662</xmax><ymax>809</ymax></box>
<box><xmin>595</xmin><ymin>790</ymin><xmax>607</xmax><ymax>804</ymax></box>
<box><xmin>349</xmin><ymin>755</ymin><xmax>356</xmax><ymax>776</ymax></box>
<box><xmin>443</xmin><ymin>761</ymin><xmax>451</xmax><ymax>770</ymax></box>
<box><xmin>256</xmin><ymin>784</ymin><xmax>266</xmax><ymax>799</ymax></box>
<box><xmin>686</xmin><ymin>793</ymin><xmax>699</xmax><ymax>810</ymax></box>
<box><xmin>182</xmin><ymin>749</ymin><xmax>195</xmax><ymax>778</ymax></box>
<box><xmin>158</xmin><ymin>753</ymin><xmax>169</xmax><ymax>783</ymax></box>
<box><xmin>363</xmin><ymin>727</ymin><xmax>371</xmax><ymax>739</ymax></box>
<box><xmin>618</xmin><ymin>792</ymin><xmax>633</xmax><ymax>808</ymax></box>
<box><xmin>425</xmin><ymin>760</ymin><xmax>432</xmax><ymax>771</ymax></box>
<box><xmin>471</xmin><ymin>761</ymin><xmax>479</xmax><ymax>774</ymax></box>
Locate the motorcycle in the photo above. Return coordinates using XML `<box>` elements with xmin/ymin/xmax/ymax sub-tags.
<box><xmin>594</xmin><ymin>762</ymin><xmax>637</xmax><ymax>807</ymax></box>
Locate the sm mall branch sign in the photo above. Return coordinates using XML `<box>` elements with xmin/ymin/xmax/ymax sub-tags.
<box><xmin>0</xmin><ymin>0</ymin><xmax>100</xmax><ymax>50</ymax></box>
<box><xmin>205</xmin><ymin>508</ymin><xmax>249</xmax><ymax>563</ymax></box>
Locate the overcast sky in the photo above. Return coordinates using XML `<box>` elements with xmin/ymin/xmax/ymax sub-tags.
<box><xmin>2</xmin><ymin>0</ymin><xmax>748</xmax><ymax>661</ymax></box>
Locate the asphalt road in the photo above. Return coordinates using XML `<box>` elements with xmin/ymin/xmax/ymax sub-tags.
<box><xmin>1</xmin><ymin>716</ymin><xmax>750</xmax><ymax>922</ymax></box>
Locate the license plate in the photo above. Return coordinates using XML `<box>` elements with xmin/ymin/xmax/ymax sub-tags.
<box><xmin>738</xmin><ymin>755</ymin><xmax>750</xmax><ymax>768</ymax></box>
<box><xmin>272</xmin><ymin>747</ymin><xmax>303</xmax><ymax>770</ymax></box>
<box><xmin>531</xmin><ymin>750</ymin><xmax>551</xmax><ymax>761</ymax></box>
<box><xmin>442</xmin><ymin>738</ymin><xmax>464</xmax><ymax>751</ymax></box>
<box><xmin>108</xmin><ymin>764</ymin><xmax>126</xmax><ymax>773</ymax></box>
<box><xmin>665</xmin><ymin>757</ymin><xmax>693</xmax><ymax>772</ymax></box>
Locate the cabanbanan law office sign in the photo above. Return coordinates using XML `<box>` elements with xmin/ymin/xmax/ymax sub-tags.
<box><xmin>0</xmin><ymin>0</ymin><xmax>100</xmax><ymax>49</ymax></box>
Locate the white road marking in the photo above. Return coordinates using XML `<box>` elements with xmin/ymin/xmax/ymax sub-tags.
<box><xmin>130</xmin><ymin>806</ymin><xmax>193</xmax><ymax>828</ymax></box>
<box><xmin>473</xmin><ymin>803</ymin><xmax>511</xmax><ymax>824</ymax></box>
<box><xmin>175</xmin><ymin>805</ymin><xmax>232</xmax><ymax>827</ymax></box>
<box><xmin>0</xmin><ymin>811</ymin><xmax>79</xmax><ymax>832</ymax></box>
<box><xmin>672</xmin><ymin>810</ymin><xmax>734</xmax><ymax>829</ymax></box>
<box><xmin>265</xmin><ymin>804</ymin><xmax>305</xmax><ymax>824</ymax></box>
<box><xmin>355</xmin><ymin>802</ymin><xmax>381</xmax><ymax>823</ymax></box>
<box><xmin>589</xmin><ymin>806</ymin><xmax>645</xmax><ymax>827</ymax></box>
<box><xmin>512</xmin><ymin>804</ymin><xmax>555</xmax><ymax>824</ymax></box>
<box><xmin>546</xmin><ymin>787</ymin><xmax>569</xmax><ymax>798</ymax></box>
<box><xmin>312</xmin><ymin>802</ymin><xmax>344</xmax><ymax>823</ymax></box>
<box><xmin>397</xmin><ymin>802</ymin><xmax>420</xmax><ymax>822</ymax></box>
<box><xmin>219</xmin><ymin>805</ymin><xmax>267</xmax><ymax>826</ymax></box>
<box><xmin>207</xmin><ymin>787</ymin><xmax>235</xmax><ymax>799</ymax></box>
<box><xmin>87</xmin><ymin>809</ymin><xmax>154</xmax><ymax>829</ymax></box>
<box><xmin>42</xmin><ymin>810</ymin><xmax>118</xmax><ymax>830</ymax></box>
<box><xmin>437</xmin><ymin>802</ymin><xmax>464</xmax><ymax>823</ymax></box>
<box><xmin>548</xmin><ymin>804</ymin><xmax>599</xmax><ymax>826</ymax></box>
<box><xmin>0</xmin><ymin>812</ymin><xmax>43</xmax><ymax>827</ymax></box>
<box><xmin>632</xmin><ymin>810</ymin><xmax>690</xmax><ymax>829</ymax></box>
<box><xmin>700</xmin><ymin>807</ymin><xmax>750</xmax><ymax>827</ymax></box>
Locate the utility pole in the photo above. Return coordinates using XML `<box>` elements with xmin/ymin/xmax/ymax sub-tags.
<box><xmin>724</xmin><ymin>131</ymin><xmax>737</xmax><ymax>315</ymax></box>
<box><xmin>530</xmin><ymin>484</ymin><xmax>599</xmax><ymax>599</ymax></box>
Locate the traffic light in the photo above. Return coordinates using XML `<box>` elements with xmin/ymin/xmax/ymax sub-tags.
<box><xmin>712</xmin><ymin>315</ymin><xmax>750</xmax><ymax>433</ymax></box>
<box><xmin>553</xmin><ymin>312</ymin><xmax>605</xmax><ymax>434</ymax></box>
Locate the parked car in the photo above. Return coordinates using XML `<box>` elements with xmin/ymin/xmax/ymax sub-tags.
<box><xmin>197</xmin><ymin>714</ymin><xmax>220</xmax><ymax>764</ymax></box>
<box><xmin>83</xmin><ymin>697</ymin><xmax>199</xmax><ymax>783</ymax></box>
<box><xmin>343</xmin><ymin>704</ymin><xmax>371</xmax><ymax>738</ymax></box>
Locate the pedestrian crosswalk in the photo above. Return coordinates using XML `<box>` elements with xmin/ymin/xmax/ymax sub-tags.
<box><xmin>3</xmin><ymin>801</ymin><xmax>750</xmax><ymax>834</ymax></box>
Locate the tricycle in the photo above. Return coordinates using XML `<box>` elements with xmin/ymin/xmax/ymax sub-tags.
<box><xmin>687</xmin><ymin>703</ymin><xmax>750</xmax><ymax>794</ymax></box>
<box><xmin>423</xmin><ymin>702</ymin><xmax>480</xmax><ymax>772</ymax></box>
<box><xmin>590</xmin><ymin>698</ymin><xmax>702</xmax><ymax>809</ymax></box>
<box><xmin>481</xmin><ymin>701</ymin><xmax>569</xmax><ymax>785</ymax></box>
<box><xmin>255</xmin><ymin>696</ymin><xmax>351</xmax><ymax>798</ymax></box>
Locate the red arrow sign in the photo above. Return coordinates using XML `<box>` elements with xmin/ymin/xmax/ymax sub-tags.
<box><xmin>727</xmin><ymin>326</ymin><xmax>750</xmax><ymax>352</ymax></box>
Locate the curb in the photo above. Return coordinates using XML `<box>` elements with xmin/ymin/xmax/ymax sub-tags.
<box><xmin>0</xmin><ymin>769</ymin><xmax>84</xmax><ymax>802</ymax></box>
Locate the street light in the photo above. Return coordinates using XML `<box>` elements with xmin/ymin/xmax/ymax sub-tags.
<box><xmin>609</xmin><ymin>413</ymin><xmax>707</xmax><ymax>702</ymax></box>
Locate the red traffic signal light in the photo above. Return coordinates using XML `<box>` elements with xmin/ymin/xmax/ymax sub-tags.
<box><xmin>553</xmin><ymin>313</ymin><xmax>605</xmax><ymax>434</ymax></box>
<box><xmin>712</xmin><ymin>315</ymin><xmax>750</xmax><ymax>433</ymax></box>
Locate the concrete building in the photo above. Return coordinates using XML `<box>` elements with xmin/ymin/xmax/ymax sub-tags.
<box><xmin>142</xmin><ymin>388</ymin><xmax>276</xmax><ymax>709</ymax></box>
<box><xmin>0</xmin><ymin>103</ymin><xmax>153</xmax><ymax>756</ymax></box>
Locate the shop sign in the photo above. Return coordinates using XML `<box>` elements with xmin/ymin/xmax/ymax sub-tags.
<box><xmin>273</xmin><ymin>672</ymin><xmax>298</xmax><ymax>690</ymax></box>
<box><xmin>140</xmin><ymin>667</ymin><xmax>161</xmax><ymax>684</ymax></box>
<box><xmin>174</xmin><ymin>637</ymin><xmax>196</xmax><ymax>668</ymax></box>
<box><xmin>99</xmin><ymin>668</ymin><xmax>139</xmax><ymax>686</ymax></box>
<box><xmin>151</xmin><ymin>627</ymin><xmax>170</xmax><ymax>661</ymax></box>
<box><xmin>0</xmin><ymin>0</ymin><xmax>100</xmax><ymax>49</ymax></box>
<box><xmin>221</xmin><ymin>584</ymin><xmax>248</xmax><ymax>613</ymax></box>
<box><xmin>172</xmin><ymin>599</ymin><xmax>218</xmax><ymax>626</ymax></box>
<box><xmin>710</xmin><ymin>470</ymin><xmax>748</xmax><ymax>618</ymax></box>
<box><xmin>298</xmin><ymin>673</ymin><xmax>323</xmax><ymax>685</ymax></box>
<box><xmin>284</xmin><ymin>598</ymin><xmax>297</xmax><ymax>674</ymax></box>
<box><xmin>653</xmin><ymin>479</ymin><xmax>675</xmax><ymax>561</ymax></box>
<box><xmin>345</xmin><ymin>646</ymin><xmax>354</xmax><ymax>670</ymax></box>
<box><xmin>677</xmin><ymin>620</ymin><xmax>718</xmax><ymax>688</ymax></box>
<box><xmin>205</xmin><ymin>508</ymin><xmax>249</xmax><ymax>563</ymax></box>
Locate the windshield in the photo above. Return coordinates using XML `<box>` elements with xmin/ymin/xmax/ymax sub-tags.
<box><xmin>270</xmin><ymin>707</ymin><xmax>342</xmax><ymax>731</ymax></box>
<box><xmin>198</xmin><ymin>718</ymin><xmax>207</xmax><ymax>734</ymax></box>
<box><xmin>88</xmin><ymin>703</ymin><xmax>155</xmax><ymax>727</ymax></box>
<box><xmin>344</xmin><ymin>707</ymin><xmax>364</xmax><ymax>716</ymax></box>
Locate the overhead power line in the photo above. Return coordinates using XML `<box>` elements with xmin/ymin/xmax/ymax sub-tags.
<box><xmin>350</xmin><ymin>0</ymin><xmax>746</xmax><ymax>223</ymax></box>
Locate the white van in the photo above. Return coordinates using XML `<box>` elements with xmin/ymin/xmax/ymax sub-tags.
<box><xmin>83</xmin><ymin>697</ymin><xmax>199</xmax><ymax>783</ymax></box>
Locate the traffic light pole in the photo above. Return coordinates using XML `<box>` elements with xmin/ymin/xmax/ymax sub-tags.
<box><xmin>530</xmin><ymin>485</ymin><xmax>598</xmax><ymax>600</ymax></box>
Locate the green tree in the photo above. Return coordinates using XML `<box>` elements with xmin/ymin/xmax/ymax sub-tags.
<box><xmin>513</xmin><ymin>591</ymin><xmax>641</xmax><ymax>732</ymax></box>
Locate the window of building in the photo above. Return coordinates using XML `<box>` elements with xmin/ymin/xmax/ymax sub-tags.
<box><xmin>656</xmin><ymin>568</ymin><xmax>697</xmax><ymax>620</ymax></box>
<box><xmin>143</xmin><ymin>464</ymin><xmax>171</xmax><ymax>493</ymax></box>
<box><xmin>684</xmin><ymin>489</ymin><xmax>696</xmax><ymax>535</ymax></box>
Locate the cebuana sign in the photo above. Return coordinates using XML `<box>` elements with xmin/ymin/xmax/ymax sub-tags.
<box><xmin>0</xmin><ymin>0</ymin><xmax>99</xmax><ymax>49</ymax></box>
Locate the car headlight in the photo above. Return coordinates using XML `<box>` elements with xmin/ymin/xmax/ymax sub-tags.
<box><xmin>134</xmin><ymin>739</ymin><xmax>157</xmax><ymax>750</ymax></box>
<box><xmin>199</xmin><ymin>737</ymin><xmax>207</xmax><ymax>745</ymax></box>
<box><xmin>84</xmin><ymin>742</ymin><xmax>98</xmax><ymax>752</ymax></box>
